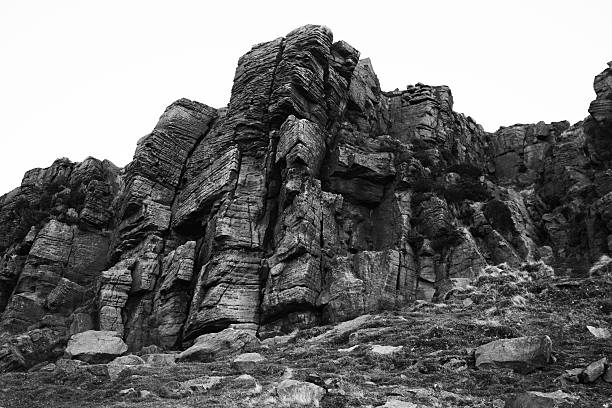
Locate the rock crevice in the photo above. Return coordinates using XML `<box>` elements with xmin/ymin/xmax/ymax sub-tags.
<box><xmin>1</xmin><ymin>25</ymin><xmax>612</xmax><ymax>370</ymax></box>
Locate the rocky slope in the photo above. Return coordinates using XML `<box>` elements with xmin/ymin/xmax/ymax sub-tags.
<box><xmin>1</xmin><ymin>24</ymin><xmax>611</xmax><ymax>380</ymax></box>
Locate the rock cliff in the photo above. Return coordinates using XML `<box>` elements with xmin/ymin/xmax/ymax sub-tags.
<box><xmin>1</xmin><ymin>25</ymin><xmax>611</xmax><ymax>371</ymax></box>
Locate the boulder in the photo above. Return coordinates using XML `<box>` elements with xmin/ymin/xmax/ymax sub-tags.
<box><xmin>475</xmin><ymin>335</ymin><xmax>552</xmax><ymax>373</ymax></box>
<box><xmin>66</xmin><ymin>330</ymin><xmax>128</xmax><ymax>363</ymax></box>
<box><xmin>176</xmin><ymin>328</ymin><xmax>260</xmax><ymax>363</ymax></box>
<box><xmin>308</xmin><ymin>314</ymin><xmax>374</xmax><ymax>343</ymax></box>
<box><xmin>234</xmin><ymin>374</ymin><xmax>262</xmax><ymax>395</ymax></box>
<box><xmin>276</xmin><ymin>379</ymin><xmax>326</xmax><ymax>407</ymax></box>
<box><xmin>586</xmin><ymin>325</ymin><xmax>611</xmax><ymax>339</ymax></box>
<box><xmin>505</xmin><ymin>390</ymin><xmax>578</xmax><ymax>408</ymax></box>
<box><xmin>603</xmin><ymin>366</ymin><xmax>612</xmax><ymax>383</ymax></box>
<box><xmin>107</xmin><ymin>354</ymin><xmax>145</xmax><ymax>381</ymax></box>
<box><xmin>580</xmin><ymin>357</ymin><xmax>607</xmax><ymax>383</ymax></box>
<box><xmin>180</xmin><ymin>376</ymin><xmax>224</xmax><ymax>393</ymax></box>
<box><xmin>231</xmin><ymin>352</ymin><xmax>267</xmax><ymax>371</ymax></box>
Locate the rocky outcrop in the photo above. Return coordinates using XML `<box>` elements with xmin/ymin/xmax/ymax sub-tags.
<box><xmin>1</xmin><ymin>25</ymin><xmax>612</xmax><ymax>371</ymax></box>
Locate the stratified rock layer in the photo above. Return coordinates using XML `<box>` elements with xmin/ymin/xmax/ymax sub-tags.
<box><xmin>1</xmin><ymin>25</ymin><xmax>612</xmax><ymax>370</ymax></box>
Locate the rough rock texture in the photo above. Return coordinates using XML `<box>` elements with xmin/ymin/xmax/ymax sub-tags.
<box><xmin>176</xmin><ymin>328</ymin><xmax>260</xmax><ymax>363</ymax></box>
<box><xmin>65</xmin><ymin>330</ymin><xmax>128</xmax><ymax>363</ymax></box>
<box><xmin>475</xmin><ymin>335</ymin><xmax>552</xmax><ymax>373</ymax></box>
<box><xmin>505</xmin><ymin>390</ymin><xmax>578</xmax><ymax>408</ymax></box>
<box><xmin>276</xmin><ymin>379</ymin><xmax>326</xmax><ymax>407</ymax></box>
<box><xmin>1</xmin><ymin>25</ymin><xmax>612</xmax><ymax>370</ymax></box>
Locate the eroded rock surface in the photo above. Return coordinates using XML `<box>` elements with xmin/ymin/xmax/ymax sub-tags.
<box><xmin>1</xmin><ymin>25</ymin><xmax>612</xmax><ymax>372</ymax></box>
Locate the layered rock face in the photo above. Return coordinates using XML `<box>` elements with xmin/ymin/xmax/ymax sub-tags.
<box><xmin>1</xmin><ymin>25</ymin><xmax>612</xmax><ymax>369</ymax></box>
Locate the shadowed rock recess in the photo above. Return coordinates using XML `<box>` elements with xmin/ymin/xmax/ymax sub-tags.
<box><xmin>1</xmin><ymin>25</ymin><xmax>612</xmax><ymax>370</ymax></box>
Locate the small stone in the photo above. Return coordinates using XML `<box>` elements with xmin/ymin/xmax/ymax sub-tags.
<box><xmin>505</xmin><ymin>390</ymin><xmax>578</xmax><ymax>407</ymax></box>
<box><xmin>139</xmin><ymin>390</ymin><xmax>154</xmax><ymax>399</ymax></box>
<box><xmin>110</xmin><ymin>354</ymin><xmax>145</xmax><ymax>365</ymax></box>
<box><xmin>306</xmin><ymin>373</ymin><xmax>325</xmax><ymax>388</ymax></box>
<box><xmin>108</xmin><ymin>354</ymin><xmax>145</xmax><ymax>381</ymax></box>
<box><xmin>181</xmin><ymin>376</ymin><xmax>224</xmax><ymax>393</ymax></box>
<box><xmin>119</xmin><ymin>387</ymin><xmax>137</xmax><ymax>396</ymax></box>
<box><xmin>282</xmin><ymin>367</ymin><xmax>295</xmax><ymax>380</ymax></box>
<box><xmin>580</xmin><ymin>357</ymin><xmax>607</xmax><ymax>383</ymax></box>
<box><xmin>234</xmin><ymin>374</ymin><xmax>261</xmax><ymax>394</ymax></box>
<box><xmin>86</xmin><ymin>364</ymin><xmax>110</xmax><ymax>378</ymax></box>
<box><xmin>308</xmin><ymin>315</ymin><xmax>373</xmax><ymax>343</ymax></box>
<box><xmin>562</xmin><ymin>368</ymin><xmax>583</xmax><ymax>383</ymax></box>
<box><xmin>511</xmin><ymin>295</ymin><xmax>527</xmax><ymax>307</ymax></box>
<box><xmin>261</xmin><ymin>330</ymin><xmax>298</xmax><ymax>348</ymax></box>
<box><xmin>587</xmin><ymin>325</ymin><xmax>611</xmax><ymax>339</ymax></box>
<box><xmin>235</xmin><ymin>374</ymin><xmax>257</xmax><ymax>383</ymax></box>
<box><xmin>231</xmin><ymin>352</ymin><xmax>266</xmax><ymax>372</ymax></box>
<box><xmin>276</xmin><ymin>379</ymin><xmax>326</xmax><ymax>407</ymax></box>
<box><xmin>39</xmin><ymin>363</ymin><xmax>56</xmax><ymax>372</ymax></box>
<box><xmin>603</xmin><ymin>366</ymin><xmax>612</xmax><ymax>383</ymax></box>
<box><xmin>463</xmin><ymin>298</ymin><xmax>474</xmax><ymax>307</ymax></box>
<box><xmin>338</xmin><ymin>345</ymin><xmax>359</xmax><ymax>353</ymax></box>
<box><xmin>370</xmin><ymin>345</ymin><xmax>403</xmax><ymax>356</ymax></box>
<box><xmin>377</xmin><ymin>400</ymin><xmax>417</xmax><ymax>408</ymax></box>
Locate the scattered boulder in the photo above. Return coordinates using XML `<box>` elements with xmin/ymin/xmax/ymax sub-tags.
<box><xmin>282</xmin><ymin>367</ymin><xmax>295</xmax><ymax>380</ymax></box>
<box><xmin>586</xmin><ymin>325</ymin><xmax>611</xmax><ymax>339</ymax></box>
<box><xmin>139</xmin><ymin>390</ymin><xmax>155</xmax><ymax>399</ymax></box>
<box><xmin>580</xmin><ymin>357</ymin><xmax>607</xmax><ymax>383</ymax></box>
<box><xmin>475</xmin><ymin>335</ymin><xmax>552</xmax><ymax>373</ymax></box>
<box><xmin>180</xmin><ymin>376</ymin><xmax>224</xmax><ymax>393</ymax></box>
<box><xmin>308</xmin><ymin>314</ymin><xmax>374</xmax><ymax>343</ymax></box>
<box><xmin>603</xmin><ymin>366</ymin><xmax>612</xmax><ymax>383</ymax></box>
<box><xmin>107</xmin><ymin>354</ymin><xmax>145</xmax><ymax>381</ymax></box>
<box><xmin>261</xmin><ymin>330</ymin><xmax>298</xmax><ymax>348</ymax></box>
<box><xmin>66</xmin><ymin>330</ymin><xmax>128</xmax><ymax>363</ymax></box>
<box><xmin>231</xmin><ymin>352</ymin><xmax>266</xmax><ymax>371</ymax></box>
<box><xmin>276</xmin><ymin>379</ymin><xmax>326</xmax><ymax>407</ymax></box>
<box><xmin>562</xmin><ymin>368</ymin><xmax>583</xmax><ymax>383</ymax></box>
<box><xmin>505</xmin><ymin>390</ymin><xmax>578</xmax><ymax>408</ymax></box>
<box><xmin>176</xmin><ymin>328</ymin><xmax>260</xmax><ymax>363</ymax></box>
<box><xmin>370</xmin><ymin>345</ymin><xmax>403</xmax><ymax>356</ymax></box>
<box><xmin>234</xmin><ymin>374</ymin><xmax>262</xmax><ymax>395</ymax></box>
<box><xmin>39</xmin><ymin>363</ymin><xmax>56</xmax><ymax>372</ymax></box>
<box><xmin>119</xmin><ymin>387</ymin><xmax>137</xmax><ymax>397</ymax></box>
<box><xmin>589</xmin><ymin>255</ymin><xmax>612</xmax><ymax>277</ymax></box>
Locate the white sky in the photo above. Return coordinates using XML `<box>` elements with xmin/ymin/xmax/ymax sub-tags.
<box><xmin>1</xmin><ymin>1</ymin><xmax>611</xmax><ymax>194</ymax></box>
